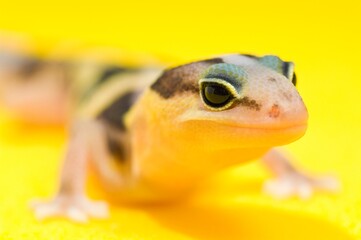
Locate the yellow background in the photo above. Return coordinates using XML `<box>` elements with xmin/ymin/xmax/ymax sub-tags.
<box><xmin>0</xmin><ymin>0</ymin><xmax>361</xmax><ymax>239</ymax></box>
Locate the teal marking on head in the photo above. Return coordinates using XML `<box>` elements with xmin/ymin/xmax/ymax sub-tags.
<box><xmin>259</xmin><ymin>55</ymin><xmax>295</xmax><ymax>83</ymax></box>
<box><xmin>259</xmin><ymin>55</ymin><xmax>283</xmax><ymax>73</ymax></box>
<box><xmin>201</xmin><ymin>63</ymin><xmax>248</xmax><ymax>94</ymax></box>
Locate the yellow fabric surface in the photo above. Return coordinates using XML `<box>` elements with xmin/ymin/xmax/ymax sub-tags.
<box><xmin>0</xmin><ymin>0</ymin><xmax>361</xmax><ymax>239</ymax></box>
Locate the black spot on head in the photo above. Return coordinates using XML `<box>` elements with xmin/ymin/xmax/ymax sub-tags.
<box><xmin>200</xmin><ymin>58</ymin><xmax>225</xmax><ymax>65</ymax></box>
<box><xmin>240</xmin><ymin>54</ymin><xmax>259</xmax><ymax>59</ymax></box>
<box><xmin>238</xmin><ymin>97</ymin><xmax>261</xmax><ymax>111</ymax></box>
<box><xmin>151</xmin><ymin>58</ymin><xmax>223</xmax><ymax>99</ymax></box>
<box><xmin>281</xmin><ymin>62</ymin><xmax>297</xmax><ymax>86</ymax></box>
<box><xmin>292</xmin><ymin>72</ymin><xmax>297</xmax><ymax>86</ymax></box>
<box><xmin>97</xmin><ymin>91</ymin><xmax>138</xmax><ymax>130</ymax></box>
<box><xmin>268</xmin><ymin>77</ymin><xmax>277</xmax><ymax>82</ymax></box>
<box><xmin>282</xmin><ymin>61</ymin><xmax>289</xmax><ymax>78</ymax></box>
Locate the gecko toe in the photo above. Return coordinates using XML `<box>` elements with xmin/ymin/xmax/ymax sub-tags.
<box><xmin>30</xmin><ymin>196</ymin><xmax>109</xmax><ymax>222</ymax></box>
<box><xmin>263</xmin><ymin>173</ymin><xmax>339</xmax><ymax>199</ymax></box>
<box><xmin>81</xmin><ymin>199</ymin><xmax>109</xmax><ymax>219</ymax></box>
<box><xmin>66</xmin><ymin>206</ymin><xmax>89</xmax><ymax>223</ymax></box>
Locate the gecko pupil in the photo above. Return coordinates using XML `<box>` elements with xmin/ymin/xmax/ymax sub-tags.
<box><xmin>203</xmin><ymin>83</ymin><xmax>231</xmax><ymax>107</ymax></box>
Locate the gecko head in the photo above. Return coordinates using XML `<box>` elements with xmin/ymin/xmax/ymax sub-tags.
<box><xmin>149</xmin><ymin>54</ymin><xmax>308</xmax><ymax>151</ymax></box>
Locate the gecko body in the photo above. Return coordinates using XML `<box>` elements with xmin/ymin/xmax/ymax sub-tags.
<box><xmin>0</xmin><ymin>52</ymin><xmax>336</xmax><ymax>221</ymax></box>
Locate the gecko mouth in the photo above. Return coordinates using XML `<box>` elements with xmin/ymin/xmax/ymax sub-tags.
<box><xmin>179</xmin><ymin>116</ymin><xmax>307</xmax><ymax>132</ymax></box>
<box><xmin>211</xmin><ymin>119</ymin><xmax>307</xmax><ymax>131</ymax></box>
<box><xmin>179</xmin><ymin>109</ymin><xmax>308</xmax><ymax>132</ymax></box>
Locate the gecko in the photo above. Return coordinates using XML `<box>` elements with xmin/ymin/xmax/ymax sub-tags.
<box><xmin>0</xmin><ymin>52</ymin><xmax>338</xmax><ymax>222</ymax></box>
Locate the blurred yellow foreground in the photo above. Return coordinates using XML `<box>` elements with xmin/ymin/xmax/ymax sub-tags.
<box><xmin>0</xmin><ymin>0</ymin><xmax>360</xmax><ymax>239</ymax></box>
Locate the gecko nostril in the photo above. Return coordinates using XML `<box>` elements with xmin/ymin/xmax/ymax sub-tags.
<box><xmin>268</xmin><ymin>104</ymin><xmax>280</xmax><ymax>118</ymax></box>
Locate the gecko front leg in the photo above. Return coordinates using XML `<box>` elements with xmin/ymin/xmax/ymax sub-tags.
<box><xmin>31</xmin><ymin>120</ymin><xmax>119</xmax><ymax>222</ymax></box>
<box><xmin>261</xmin><ymin>148</ymin><xmax>340</xmax><ymax>199</ymax></box>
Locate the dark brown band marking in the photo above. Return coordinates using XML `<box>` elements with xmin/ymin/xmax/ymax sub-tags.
<box><xmin>80</xmin><ymin>66</ymin><xmax>138</xmax><ymax>103</ymax></box>
<box><xmin>0</xmin><ymin>53</ymin><xmax>45</xmax><ymax>78</ymax></box>
<box><xmin>150</xmin><ymin>70</ymin><xmax>184</xmax><ymax>99</ymax></box>
<box><xmin>151</xmin><ymin>58</ymin><xmax>223</xmax><ymax>99</ymax></box>
<box><xmin>201</xmin><ymin>58</ymin><xmax>225</xmax><ymax>64</ymax></box>
<box><xmin>106</xmin><ymin>132</ymin><xmax>125</xmax><ymax>161</ymax></box>
<box><xmin>238</xmin><ymin>96</ymin><xmax>261</xmax><ymax>111</ymax></box>
<box><xmin>18</xmin><ymin>59</ymin><xmax>45</xmax><ymax>77</ymax></box>
<box><xmin>97</xmin><ymin>91</ymin><xmax>138</xmax><ymax>130</ymax></box>
<box><xmin>240</xmin><ymin>54</ymin><xmax>259</xmax><ymax>59</ymax></box>
<box><xmin>99</xmin><ymin>66</ymin><xmax>134</xmax><ymax>83</ymax></box>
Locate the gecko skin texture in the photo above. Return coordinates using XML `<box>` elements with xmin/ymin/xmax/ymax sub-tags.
<box><xmin>30</xmin><ymin>54</ymin><xmax>338</xmax><ymax>222</ymax></box>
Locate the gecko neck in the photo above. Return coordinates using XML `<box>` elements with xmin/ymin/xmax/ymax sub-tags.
<box><xmin>132</xmin><ymin>137</ymin><xmax>270</xmax><ymax>198</ymax></box>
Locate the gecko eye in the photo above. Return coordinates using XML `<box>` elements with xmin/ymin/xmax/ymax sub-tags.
<box><xmin>201</xmin><ymin>82</ymin><xmax>234</xmax><ymax>110</ymax></box>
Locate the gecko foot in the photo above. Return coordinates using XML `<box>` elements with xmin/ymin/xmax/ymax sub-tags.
<box><xmin>30</xmin><ymin>195</ymin><xmax>109</xmax><ymax>222</ymax></box>
<box><xmin>263</xmin><ymin>173</ymin><xmax>340</xmax><ymax>200</ymax></box>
